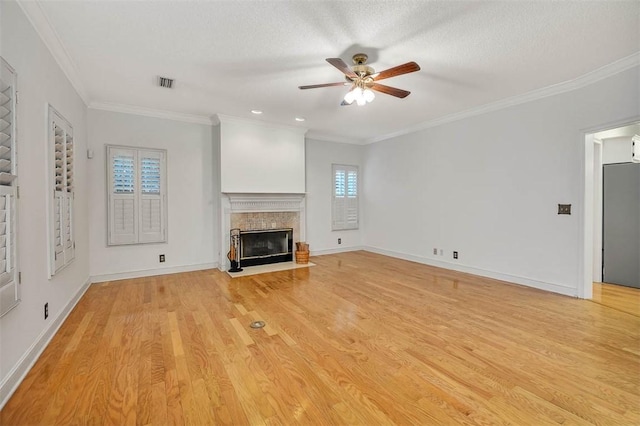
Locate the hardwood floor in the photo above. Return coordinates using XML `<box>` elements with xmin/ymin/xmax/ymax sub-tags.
<box><xmin>2</xmin><ymin>251</ymin><xmax>639</xmax><ymax>425</ymax></box>
<box><xmin>592</xmin><ymin>282</ymin><xmax>640</xmax><ymax>317</ymax></box>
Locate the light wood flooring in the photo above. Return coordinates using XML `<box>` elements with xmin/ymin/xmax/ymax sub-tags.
<box><xmin>2</xmin><ymin>251</ymin><xmax>639</xmax><ymax>425</ymax></box>
<box><xmin>592</xmin><ymin>282</ymin><xmax>640</xmax><ymax>317</ymax></box>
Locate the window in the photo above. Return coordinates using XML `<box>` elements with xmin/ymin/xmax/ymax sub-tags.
<box><xmin>0</xmin><ymin>58</ymin><xmax>19</xmax><ymax>316</ymax></box>
<box><xmin>332</xmin><ymin>164</ymin><xmax>358</xmax><ymax>230</ymax></box>
<box><xmin>107</xmin><ymin>145</ymin><xmax>167</xmax><ymax>245</ymax></box>
<box><xmin>48</xmin><ymin>106</ymin><xmax>75</xmax><ymax>276</ymax></box>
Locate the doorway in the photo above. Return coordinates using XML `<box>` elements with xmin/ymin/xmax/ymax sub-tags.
<box><xmin>585</xmin><ymin>122</ymin><xmax>640</xmax><ymax>295</ymax></box>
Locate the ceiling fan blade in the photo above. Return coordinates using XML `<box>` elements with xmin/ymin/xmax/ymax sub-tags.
<box><xmin>340</xmin><ymin>100</ymin><xmax>354</xmax><ymax>106</ymax></box>
<box><xmin>371</xmin><ymin>83</ymin><xmax>411</xmax><ymax>98</ymax></box>
<box><xmin>373</xmin><ymin>62</ymin><xmax>420</xmax><ymax>81</ymax></box>
<box><xmin>326</xmin><ymin>58</ymin><xmax>358</xmax><ymax>79</ymax></box>
<box><xmin>299</xmin><ymin>82</ymin><xmax>349</xmax><ymax>90</ymax></box>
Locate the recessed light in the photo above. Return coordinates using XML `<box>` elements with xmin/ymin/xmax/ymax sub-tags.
<box><xmin>295</xmin><ymin>117</ymin><xmax>305</xmax><ymax>122</ymax></box>
<box><xmin>251</xmin><ymin>110</ymin><xmax>262</xmax><ymax>115</ymax></box>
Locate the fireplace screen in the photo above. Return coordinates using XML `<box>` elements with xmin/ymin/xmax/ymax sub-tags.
<box><xmin>240</xmin><ymin>228</ymin><xmax>293</xmax><ymax>267</ymax></box>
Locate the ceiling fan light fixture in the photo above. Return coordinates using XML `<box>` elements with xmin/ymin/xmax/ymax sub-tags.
<box><xmin>363</xmin><ymin>88</ymin><xmax>375</xmax><ymax>103</ymax></box>
<box><xmin>344</xmin><ymin>86</ymin><xmax>374</xmax><ymax>106</ymax></box>
<box><xmin>343</xmin><ymin>89</ymin><xmax>356</xmax><ymax>104</ymax></box>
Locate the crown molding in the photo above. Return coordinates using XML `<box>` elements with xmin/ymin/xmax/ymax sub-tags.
<box><xmin>366</xmin><ymin>52</ymin><xmax>640</xmax><ymax>144</ymax></box>
<box><xmin>305</xmin><ymin>131</ymin><xmax>364</xmax><ymax>145</ymax></box>
<box><xmin>89</xmin><ymin>102</ymin><xmax>214</xmax><ymax>125</ymax></box>
<box><xmin>215</xmin><ymin>114</ymin><xmax>308</xmax><ymax>135</ymax></box>
<box><xmin>17</xmin><ymin>0</ymin><xmax>90</xmax><ymax>105</ymax></box>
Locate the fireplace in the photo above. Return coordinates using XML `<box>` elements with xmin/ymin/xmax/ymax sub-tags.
<box><xmin>240</xmin><ymin>228</ymin><xmax>293</xmax><ymax>267</ymax></box>
<box><xmin>220</xmin><ymin>193</ymin><xmax>306</xmax><ymax>271</ymax></box>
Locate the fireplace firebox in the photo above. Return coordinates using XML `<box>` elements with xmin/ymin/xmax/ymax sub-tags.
<box><xmin>240</xmin><ymin>228</ymin><xmax>293</xmax><ymax>267</ymax></box>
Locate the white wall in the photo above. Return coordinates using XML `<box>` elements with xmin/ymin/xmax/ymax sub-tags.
<box><xmin>219</xmin><ymin>115</ymin><xmax>306</xmax><ymax>194</ymax></box>
<box><xmin>88</xmin><ymin>109</ymin><xmax>217</xmax><ymax>280</ymax></box>
<box><xmin>0</xmin><ymin>0</ymin><xmax>90</xmax><ymax>405</ymax></box>
<box><xmin>305</xmin><ymin>138</ymin><xmax>364</xmax><ymax>254</ymax></box>
<box><xmin>603</xmin><ymin>136</ymin><xmax>634</xmax><ymax>164</ymax></box>
<box><xmin>363</xmin><ymin>66</ymin><xmax>639</xmax><ymax>296</ymax></box>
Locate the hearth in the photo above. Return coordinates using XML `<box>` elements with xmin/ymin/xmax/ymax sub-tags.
<box><xmin>240</xmin><ymin>228</ymin><xmax>293</xmax><ymax>267</ymax></box>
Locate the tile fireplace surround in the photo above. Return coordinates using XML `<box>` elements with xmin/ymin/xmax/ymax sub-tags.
<box><xmin>220</xmin><ymin>193</ymin><xmax>306</xmax><ymax>270</ymax></box>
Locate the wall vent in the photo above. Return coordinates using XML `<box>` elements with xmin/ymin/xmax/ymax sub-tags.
<box><xmin>158</xmin><ymin>76</ymin><xmax>174</xmax><ymax>89</ymax></box>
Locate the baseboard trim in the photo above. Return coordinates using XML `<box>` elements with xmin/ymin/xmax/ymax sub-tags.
<box><xmin>310</xmin><ymin>246</ymin><xmax>365</xmax><ymax>256</ymax></box>
<box><xmin>363</xmin><ymin>246</ymin><xmax>578</xmax><ymax>297</ymax></box>
<box><xmin>0</xmin><ymin>276</ymin><xmax>92</xmax><ymax>410</ymax></box>
<box><xmin>91</xmin><ymin>262</ymin><xmax>219</xmax><ymax>283</ymax></box>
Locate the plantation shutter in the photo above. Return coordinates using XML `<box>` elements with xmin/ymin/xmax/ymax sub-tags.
<box><xmin>0</xmin><ymin>58</ymin><xmax>19</xmax><ymax>317</ymax></box>
<box><xmin>107</xmin><ymin>146</ymin><xmax>166</xmax><ymax>245</ymax></box>
<box><xmin>332</xmin><ymin>166</ymin><xmax>346</xmax><ymax>230</ymax></box>
<box><xmin>52</xmin><ymin>123</ymin><xmax>65</xmax><ymax>271</ymax></box>
<box><xmin>64</xmin><ymin>129</ymin><xmax>75</xmax><ymax>262</ymax></box>
<box><xmin>49</xmin><ymin>106</ymin><xmax>75</xmax><ymax>276</ymax></box>
<box><xmin>138</xmin><ymin>150</ymin><xmax>165</xmax><ymax>243</ymax></box>
<box><xmin>332</xmin><ymin>164</ymin><xmax>359</xmax><ymax>231</ymax></box>
<box><xmin>108</xmin><ymin>147</ymin><xmax>138</xmax><ymax>245</ymax></box>
<box><xmin>346</xmin><ymin>169</ymin><xmax>358</xmax><ymax>229</ymax></box>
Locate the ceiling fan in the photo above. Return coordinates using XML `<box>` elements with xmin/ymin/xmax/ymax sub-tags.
<box><xmin>299</xmin><ymin>53</ymin><xmax>420</xmax><ymax>106</ymax></box>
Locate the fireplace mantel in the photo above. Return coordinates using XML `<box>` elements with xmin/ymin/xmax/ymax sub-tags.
<box><xmin>219</xmin><ymin>193</ymin><xmax>306</xmax><ymax>270</ymax></box>
<box><xmin>225</xmin><ymin>193</ymin><xmax>306</xmax><ymax>213</ymax></box>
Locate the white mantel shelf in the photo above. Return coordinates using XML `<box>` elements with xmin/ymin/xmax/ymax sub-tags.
<box><xmin>225</xmin><ymin>193</ymin><xmax>306</xmax><ymax>212</ymax></box>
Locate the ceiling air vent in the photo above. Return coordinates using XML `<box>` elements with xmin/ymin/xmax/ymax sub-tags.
<box><xmin>158</xmin><ymin>76</ymin><xmax>174</xmax><ymax>89</ymax></box>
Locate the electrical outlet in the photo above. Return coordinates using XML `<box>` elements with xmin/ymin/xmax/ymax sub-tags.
<box><xmin>433</xmin><ymin>248</ymin><xmax>437</xmax><ymax>255</ymax></box>
<box><xmin>439</xmin><ymin>249</ymin><xmax>443</xmax><ymax>256</ymax></box>
<box><xmin>453</xmin><ymin>251</ymin><xmax>458</xmax><ymax>259</ymax></box>
<box><xmin>338</xmin><ymin>238</ymin><xmax>342</xmax><ymax>245</ymax></box>
<box><xmin>159</xmin><ymin>254</ymin><xmax>165</xmax><ymax>263</ymax></box>
<box><xmin>44</xmin><ymin>303</ymin><xmax>48</xmax><ymax>320</ymax></box>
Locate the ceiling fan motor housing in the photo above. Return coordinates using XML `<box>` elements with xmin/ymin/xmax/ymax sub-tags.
<box><xmin>351</xmin><ymin>53</ymin><xmax>374</xmax><ymax>78</ymax></box>
<box><xmin>352</xmin><ymin>53</ymin><xmax>368</xmax><ymax>65</ymax></box>
<box><xmin>352</xmin><ymin>64</ymin><xmax>374</xmax><ymax>76</ymax></box>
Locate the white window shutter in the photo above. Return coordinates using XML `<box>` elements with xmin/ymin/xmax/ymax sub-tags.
<box><xmin>107</xmin><ymin>146</ymin><xmax>166</xmax><ymax>246</ymax></box>
<box><xmin>64</xmin><ymin>131</ymin><xmax>75</xmax><ymax>262</ymax></box>
<box><xmin>332</xmin><ymin>165</ymin><xmax>358</xmax><ymax>231</ymax></box>
<box><xmin>138</xmin><ymin>151</ymin><xmax>165</xmax><ymax>243</ymax></box>
<box><xmin>64</xmin><ymin>194</ymin><xmax>75</xmax><ymax>262</ymax></box>
<box><xmin>108</xmin><ymin>147</ymin><xmax>138</xmax><ymax>245</ymax></box>
<box><xmin>0</xmin><ymin>58</ymin><xmax>19</xmax><ymax>316</ymax></box>
<box><xmin>0</xmin><ymin>192</ymin><xmax>19</xmax><ymax>316</ymax></box>
<box><xmin>49</xmin><ymin>108</ymin><xmax>75</xmax><ymax>275</ymax></box>
<box><xmin>345</xmin><ymin>169</ymin><xmax>358</xmax><ymax>229</ymax></box>
<box><xmin>52</xmin><ymin>123</ymin><xmax>65</xmax><ymax>271</ymax></box>
<box><xmin>332</xmin><ymin>167</ymin><xmax>346</xmax><ymax>230</ymax></box>
<box><xmin>53</xmin><ymin>192</ymin><xmax>64</xmax><ymax>271</ymax></box>
<box><xmin>332</xmin><ymin>196</ymin><xmax>346</xmax><ymax>230</ymax></box>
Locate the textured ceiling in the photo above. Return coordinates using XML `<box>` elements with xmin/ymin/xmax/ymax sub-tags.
<box><xmin>32</xmin><ymin>1</ymin><xmax>640</xmax><ymax>143</ymax></box>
